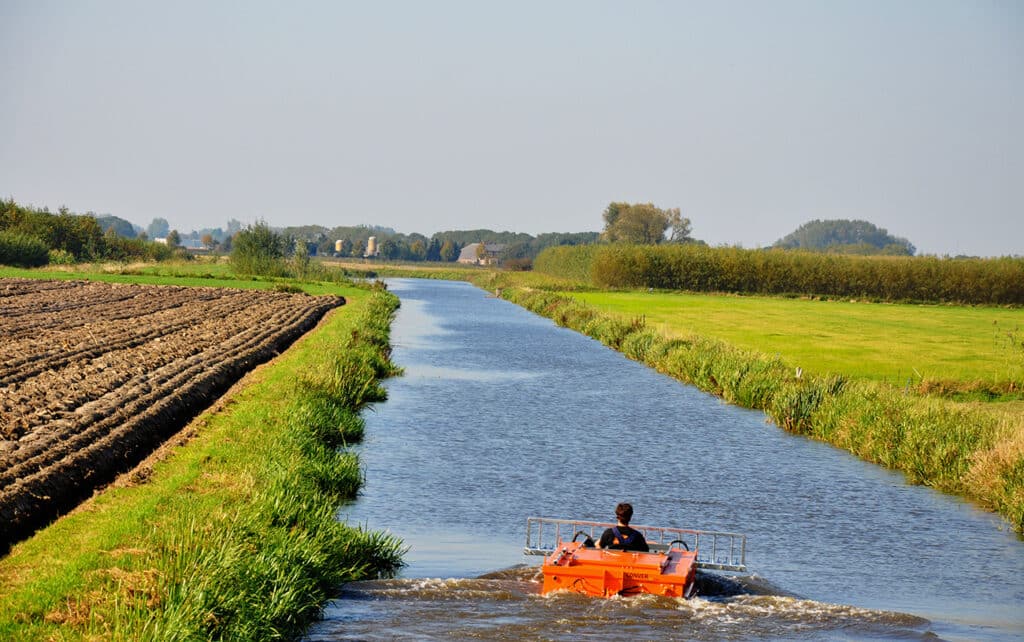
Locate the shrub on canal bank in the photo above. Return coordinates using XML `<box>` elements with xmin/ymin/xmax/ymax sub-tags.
<box><xmin>0</xmin><ymin>288</ymin><xmax>405</xmax><ymax>641</ymax></box>
<box><xmin>501</xmin><ymin>287</ymin><xmax>1024</xmax><ymax>533</ymax></box>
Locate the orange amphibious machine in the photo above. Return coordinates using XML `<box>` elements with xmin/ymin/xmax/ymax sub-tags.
<box><xmin>542</xmin><ymin>539</ymin><xmax>699</xmax><ymax>598</ymax></box>
<box><xmin>525</xmin><ymin>517</ymin><xmax>747</xmax><ymax>599</ymax></box>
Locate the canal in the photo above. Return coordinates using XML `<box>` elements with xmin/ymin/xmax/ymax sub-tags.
<box><xmin>308</xmin><ymin>278</ymin><xmax>1023</xmax><ymax>641</ymax></box>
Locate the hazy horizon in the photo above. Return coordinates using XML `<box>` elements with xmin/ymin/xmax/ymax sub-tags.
<box><xmin>2</xmin><ymin>1</ymin><xmax>1021</xmax><ymax>256</ymax></box>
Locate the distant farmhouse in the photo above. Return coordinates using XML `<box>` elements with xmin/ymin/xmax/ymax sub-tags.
<box><xmin>457</xmin><ymin>242</ymin><xmax>506</xmax><ymax>266</ymax></box>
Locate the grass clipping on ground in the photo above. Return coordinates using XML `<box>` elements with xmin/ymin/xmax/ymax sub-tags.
<box><xmin>0</xmin><ymin>287</ymin><xmax>405</xmax><ymax>642</ymax></box>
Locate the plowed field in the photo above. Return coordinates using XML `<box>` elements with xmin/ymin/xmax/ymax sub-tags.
<box><xmin>0</xmin><ymin>278</ymin><xmax>344</xmax><ymax>549</ymax></box>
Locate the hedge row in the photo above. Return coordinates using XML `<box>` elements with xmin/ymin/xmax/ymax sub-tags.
<box><xmin>533</xmin><ymin>244</ymin><xmax>1024</xmax><ymax>304</ymax></box>
<box><xmin>501</xmin><ymin>287</ymin><xmax>1023</xmax><ymax>532</ymax></box>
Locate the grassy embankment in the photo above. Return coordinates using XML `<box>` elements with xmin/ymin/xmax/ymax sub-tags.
<box><xmin>0</xmin><ymin>266</ymin><xmax>405</xmax><ymax>641</ymax></box>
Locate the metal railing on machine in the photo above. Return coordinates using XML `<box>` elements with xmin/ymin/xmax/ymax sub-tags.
<box><xmin>524</xmin><ymin>516</ymin><xmax>747</xmax><ymax>572</ymax></box>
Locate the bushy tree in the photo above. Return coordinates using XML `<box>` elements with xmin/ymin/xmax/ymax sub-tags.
<box><xmin>666</xmin><ymin>209</ymin><xmax>692</xmax><ymax>243</ymax></box>
<box><xmin>425</xmin><ymin>237</ymin><xmax>442</xmax><ymax>261</ymax></box>
<box><xmin>0</xmin><ymin>231</ymin><xmax>49</xmax><ymax>266</ymax></box>
<box><xmin>408</xmin><ymin>238</ymin><xmax>426</xmax><ymax>261</ymax></box>
<box><xmin>147</xmin><ymin>217</ymin><xmax>170</xmax><ymax>240</ymax></box>
<box><xmin>290</xmin><ymin>237</ymin><xmax>312</xmax><ymax>278</ymax></box>
<box><xmin>378</xmin><ymin>238</ymin><xmax>399</xmax><ymax>260</ymax></box>
<box><xmin>439</xmin><ymin>239</ymin><xmax>457</xmax><ymax>262</ymax></box>
<box><xmin>601</xmin><ymin>202</ymin><xmax>690</xmax><ymax>245</ymax></box>
<box><xmin>230</xmin><ymin>220</ymin><xmax>286</xmax><ymax>275</ymax></box>
<box><xmin>94</xmin><ymin>214</ymin><xmax>137</xmax><ymax>238</ymax></box>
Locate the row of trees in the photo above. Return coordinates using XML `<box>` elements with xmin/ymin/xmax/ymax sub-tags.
<box><xmin>7</xmin><ymin>194</ymin><xmax>934</xmax><ymax>272</ymax></box>
<box><xmin>277</xmin><ymin>224</ymin><xmax>598</xmax><ymax>267</ymax></box>
<box><xmin>81</xmin><ymin>197</ymin><xmax>920</xmax><ymax>266</ymax></box>
<box><xmin>94</xmin><ymin>214</ymin><xmax>245</xmax><ymax>247</ymax></box>
<box><xmin>0</xmin><ymin>200</ymin><xmax>181</xmax><ymax>267</ymax></box>
<box><xmin>533</xmin><ymin>244</ymin><xmax>1024</xmax><ymax>304</ymax></box>
<box><xmin>228</xmin><ymin>220</ymin><xmax>600</xmax><ymax>276</ymax></box>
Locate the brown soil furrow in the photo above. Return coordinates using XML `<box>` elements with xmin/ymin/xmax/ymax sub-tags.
<box><xmin>0</xmin><ymin>291</ymin><xmax>273</xmax><ymax>386</ymax></box>
<box><xmin>0</xmin><ymin>298</ymin><xmax>337</xmax><ymax>540</ymax></box>
<box><xmin>0</xmin><ymin>281</ymin><xmax>158</xmax><ymax>322</ymax></box>
<box><xmin>0</xmin><ymin>284</ymin><xmax>235</xmax><ymax>339</ymax></box>
<box><xmin>0</xmin><ymin>278</ymin><xmax>343</xmax><ymax>551</ymax></box>
<box><xmin>0</xmin><ymin>298</ymin><xmax>335</xmax><ymax>478</ymax></box>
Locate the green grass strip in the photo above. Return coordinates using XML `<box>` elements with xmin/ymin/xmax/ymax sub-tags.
<box><xmin>0</xmin><ymin>284</ymin><xmax>405</xmax><ymax>641</ymax></box>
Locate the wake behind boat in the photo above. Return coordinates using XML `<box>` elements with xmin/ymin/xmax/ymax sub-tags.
<box><xmin>524</xmin><ymin>517</ymin><xmax>748</xmax><ymax>599</ymax></box>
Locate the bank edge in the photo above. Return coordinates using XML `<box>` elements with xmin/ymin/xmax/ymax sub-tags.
<box><xmin>0</xmin><ymin>285</ymin><xmax>405</xmax><ymax>641</ymax></box>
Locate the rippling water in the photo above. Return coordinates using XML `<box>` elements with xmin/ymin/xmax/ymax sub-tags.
<box><xmin>308</xmin><ymin>279</ymin><xmax>1024</xmax><ymax>641</ymax></box>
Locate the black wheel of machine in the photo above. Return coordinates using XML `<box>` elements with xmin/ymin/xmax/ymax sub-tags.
<box><xmin>684</xmin><ymin>580</ymin><xmax>698</xmax><ymax>599</ymax></box>
<box><xmin>667</xmin><ymin>539</ymin><xmax>690</xmax><ymax>551</ymax></box>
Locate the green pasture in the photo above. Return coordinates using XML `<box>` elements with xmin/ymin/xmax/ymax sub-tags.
<box><xmin>562</xmin><ymin>290</ymin><xmax>1024</xmax><ymax>389</ymax></box>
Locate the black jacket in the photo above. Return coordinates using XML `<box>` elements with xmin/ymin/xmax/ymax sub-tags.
<box><xmin>598</xmin><ymin>525</ymin><xmax>649</xmax><ymax>552</ymax></box>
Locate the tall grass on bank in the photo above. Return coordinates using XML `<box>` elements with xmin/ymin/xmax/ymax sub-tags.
<box><xmin>534</xmin><ymin>244</ymin><xmax>1024</xmax><ymax>305</ymax></box>
<box><xmin>0</xmin><ymin>286</ymin><xmax>405</xmax><ymax>641</ymax></box>
<box><xmin>502</xmin><ymin>287</ymin><xmax>1024</xmax><ymax>532</ymax></box>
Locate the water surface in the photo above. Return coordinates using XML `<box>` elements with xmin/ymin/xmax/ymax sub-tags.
<box><xmin>310</xmin><ymin>278</ymin><xmax>1023</xmax><ymax>641</ymax></box>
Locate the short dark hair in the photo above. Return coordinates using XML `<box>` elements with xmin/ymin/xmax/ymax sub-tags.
<box><xmin>615</xmin><ymin>502</ymin><xmax>634</xmax><ymax>525</ymax></box>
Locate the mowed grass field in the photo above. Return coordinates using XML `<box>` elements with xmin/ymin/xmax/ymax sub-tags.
<box><xmin>563</xmin><ymin>290</ymin><xmax>1024</xmax><ymax>389</ymax></box>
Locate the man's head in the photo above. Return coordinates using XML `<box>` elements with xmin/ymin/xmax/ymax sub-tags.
<box><xmin>615</xmin><ymin>502</ymin><xmax>634</xmax><ymax>525</ymax></box>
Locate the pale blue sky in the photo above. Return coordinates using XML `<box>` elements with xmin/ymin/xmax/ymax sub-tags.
<box><xmin>2</xmin><ymin>1</ymin><xmax>1021</xmax><ymax>255</ymax></box>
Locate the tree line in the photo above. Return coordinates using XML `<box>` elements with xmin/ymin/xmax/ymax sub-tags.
<box><xmin>277</xmin><ymin>224</ymin><xmax>599</xmax><ymax>268</ymax></box>
<box><xmin>0</xmin><ymin>199</ymin><xmax>181</xmax><ymax>267</ymax></box>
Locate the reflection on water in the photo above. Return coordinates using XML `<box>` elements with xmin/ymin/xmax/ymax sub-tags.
<box><xmin>310</xmin><ymin>279</ymin><xmax>1024</xmax><ymax>641</ymax></box>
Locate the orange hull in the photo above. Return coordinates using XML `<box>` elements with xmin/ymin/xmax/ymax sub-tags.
<box><xmin>541</xmin><ymin>541</ymin><xmax>698</xmax><ymax>598</ymax></box>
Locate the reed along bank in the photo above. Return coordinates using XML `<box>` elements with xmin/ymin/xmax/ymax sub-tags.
<box><xmin>464</xmin><ymin>245</ymin><xmax>1024</xmax><ymax>533</ymax></box>
<box><xmin>0</xmin><ymin>284</ymin><xmax>405</xmax><ymax>641</ymax></box>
